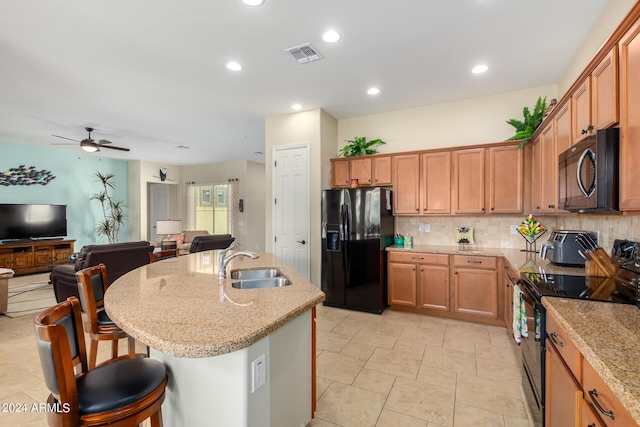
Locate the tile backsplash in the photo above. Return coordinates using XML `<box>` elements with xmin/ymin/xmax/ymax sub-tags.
<box><xmin>395</xmin><ymin>214</ymin><xmax>640</xmax><ymax>251</ymax></box>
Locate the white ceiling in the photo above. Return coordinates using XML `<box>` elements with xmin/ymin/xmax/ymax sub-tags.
<box><xmin>0</xmin><ymin>0</ymin><xmax>611</xmax><ymax>165</ymax></box>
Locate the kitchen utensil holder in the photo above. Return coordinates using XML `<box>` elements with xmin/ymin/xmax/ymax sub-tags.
<box><xmin>518</xmin><ymin>229</ymin><xmax>546</xmax><ymax>253</ymax></box>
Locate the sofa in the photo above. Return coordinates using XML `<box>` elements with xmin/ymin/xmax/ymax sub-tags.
<box><xmin>153</xmin><ymin>230</ymin><xmax>234</xmax><ymax>255</ymax></box>
<box><xmin>50</xmin><ymin>241</ymin><xmax>154</xmax><ymax>303</ymax></box>
<box><xmin>189</xmin><ymin>234</ymin><xmax>235</xmax><ymax>253</ymax></box>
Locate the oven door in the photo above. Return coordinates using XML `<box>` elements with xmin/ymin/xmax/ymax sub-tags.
<box><xmin>519</xmin><ymin>281</ymin><xmax>546</xmax><ymax>426</ymax></box>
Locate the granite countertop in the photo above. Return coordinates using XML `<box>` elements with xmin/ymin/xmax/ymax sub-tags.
<box><xmin>104</xmin><ymin>251</ymin><xmax>325</xmax><ymax>358</ymax></box>
<box><xmin>543</xmin><ymin>298</ymin><xmax>640</xmax><ymax>424</ymax></box>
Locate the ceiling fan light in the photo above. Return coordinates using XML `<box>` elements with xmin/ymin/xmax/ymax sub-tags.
<box><xmin>81</xmin><ymin>140</ymin><xmax>99</xmax><ymax>152</ymax></box>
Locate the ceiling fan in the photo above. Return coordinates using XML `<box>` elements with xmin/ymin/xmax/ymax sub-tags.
<box><xmin>51</xmin><ymin>127</ymin><xmax>130</xmax><ymax>152</ymax></box>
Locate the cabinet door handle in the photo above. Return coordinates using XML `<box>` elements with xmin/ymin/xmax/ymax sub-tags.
<box><xmin>588</xmin><ymin>389</ymin><xmax>615</xmax><ymax>420</ymax></box>
<box><xmin>549</xmin><ymin>332</ymin><xmax>564</xmax><ymax>347</ymax></box>
<box><xmin>582</xmin><ymin>129</ymin><xmax>588</xmax><ymax>135</ymax></box>
<box><xmin>467</xmin><ymin>260</ymin><xmax>482</xmax><ymax>264</ymax></box>
<box><xmin>411</xmin><ymin>256</ymin><xmax>424</xmax><ymax>260</ymax></box>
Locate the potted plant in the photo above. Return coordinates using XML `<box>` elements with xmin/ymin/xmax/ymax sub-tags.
<box><xmin>339</xmin><ymin>136</ymin><xmax>386</xmax><ymax>157</ymax></box>
<box><xmin>91</xmin><ymin>172</ymin><xmax>127</xmax><ymax>243</ymax></box>
<box><xmin>506</xmin><ymin>96</ymin><xmax>548</xmax><ymax>149</ymax></box>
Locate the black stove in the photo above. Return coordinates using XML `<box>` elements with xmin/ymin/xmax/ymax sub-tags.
<box><xmin>520</xmin><ymin>239</ymin><xmax>640</xmax><ymax>306</ymax></box>
<box><xmin>519</xmin><ymin>272</ymin><xmax>637</xmax><ymax>304</ymax></box>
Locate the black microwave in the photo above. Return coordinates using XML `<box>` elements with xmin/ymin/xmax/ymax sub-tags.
<box><xmin>558</xmin><ymin>127</ymin><xmax>619</xmax><ymax>212</ymax></box>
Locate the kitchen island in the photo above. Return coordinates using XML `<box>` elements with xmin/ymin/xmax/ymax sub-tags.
<box><xmin>104</xmin><ymin>250</ymin><xmax>325</xmax><ymax>427</ymax></box>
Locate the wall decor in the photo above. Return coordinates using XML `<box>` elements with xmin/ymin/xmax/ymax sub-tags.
<box><xmin>455</xmin><ymin>227</ymin><xmax>474</xmax><ymax>247</ymax></box>
<box><xmin>0</xmin><ymin>165</ymin><xmax>56</xmax><ymax>186</ymax></box>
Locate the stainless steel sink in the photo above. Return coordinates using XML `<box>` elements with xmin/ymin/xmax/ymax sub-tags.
<box><xmin>231</xmin><ymin>277</ymin><xmax>292</xmax><ymax>289</ymax></box>
<box><xmin>230</xmin><ymin>268</ymin><xmax>283</xmax><ymax>280</ymax></box>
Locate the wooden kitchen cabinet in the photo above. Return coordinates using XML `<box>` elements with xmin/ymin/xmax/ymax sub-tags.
<box><xmin>531</xmin><ymin>119</ymin><xmax>563</xmax><ymax>214</ymax></box>
<box><xmin>451</xmin><ymin>255</ymin><xmax>499</xmax><ymax>319</ymax></box>
<box><xmin>372</xmin><ymin>155</ymin><xmax>392</xmax><ymax>186</ymax></box>
<box><xmin>388</xmin><ymin>252</ymin><xmax>450</xmax><ymax>312</ymax></box>
<box><xmin>572</xmin><ymin>47</ymin><xmax>619</xmax><ymax>145</ymax></box>
<box><xmin>330</xmin><ymin>155</ymin><xmax>392</xmax><ymax>188</ymax></box>
<box><xmin>619</xmin><ymin>19</ymin><xmax>640</xmax><ymax>211</ymax></box>
<box><xmin>421</xmin><ymin>151</ymin><xmax>451</xmax><ymax>214</ymax></box>
<box><xmin>545</xmin><ymin>310</ymin><xmax>639</xmax><ymax>427</ymax></box>
<box><xmin>545</xmin><ymin>340</ymin><xmax>582</xmax><ymax>427</ymax></box>
<box><xmin>350</xmin><ymin>157</ymin><xmax>372</xmax><ymax>185</ymax></box>
<box><xmin>392</xmin><ymin>154</ymin><xmax>421</xmax><ymax>215</ymax></box>
<box><xmin>488</xmin><ymin>143</ymin><xmax>523</xmax><ymax>214</ymax></box>
<box><xmin>331</xmin><ymin>158</ymin><xmax>350</xmax><ymax>188</ymax></box>
<box><xmin>452</xmin><ymin>147</ymin><xmax>485</xmax><ymax>214</ymax></box>
<box><xmin>388</xmin><ymin>255</ymin><xmax>418</xmax><ymax>306</ymax></box>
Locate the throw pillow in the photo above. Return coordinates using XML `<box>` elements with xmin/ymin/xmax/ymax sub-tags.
<box><xmin>171</xmin><ymin>233</ymin><xmax>185</xmax><ymax>245</ymax></box>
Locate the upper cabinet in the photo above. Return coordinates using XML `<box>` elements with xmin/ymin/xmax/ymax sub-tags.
<box><xmin>330</xmin><ymin>155</ymin><xmax>392</xmax><ymax>188</ymax></box>
<box><xmin>571</xmin><ymin>47</ymin><xmax>619</xmax><ymax>145</ymax></box>
<box><xmin>452</xmin><ymin>148</ymin><xmax>485</xmax><ymax>214</ymax></box>
<box><xmin>488</xmin><ymin>144</ymin><xmax>523</xmax><ymax>214</ymax></box>
<box><xmin>620</xmin><ymin>19</ymin><xmax>640</xmax><ymax>211</ymax></box>
<box><xmin>392</xmin><ymin>153</ymin><xmax>421</xmax><ymax>215</ymax></box>
<box><xmin>421</xmin><ymin>151</ymin><xmax>451</xmax><ymax>214</ymax></box>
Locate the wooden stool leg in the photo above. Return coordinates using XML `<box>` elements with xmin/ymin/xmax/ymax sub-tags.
<box><xmin>111</xmin><ymin>340</ymin><xmax>119</xmax><ymax>360</ymax></box>
<box><xmin>150</xmin><ymin>408</ymin><xmax>163</xmax><ymax>427</ymax></box>
<box><xmin>89</xmin><ymin>340</ymin><xmax>99</xmax><ymax>369</ymax></box>
<box><xmin>127</xmin><ymin>336</ymin><xmax>136</xmax><ymax>359</ymax></box>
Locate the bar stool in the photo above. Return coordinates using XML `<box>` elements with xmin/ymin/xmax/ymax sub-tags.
<box><xmin>34</xmin><ymin>296</ymin><xmax>168</xmax><ymax>426</ymax></box>
<box><xmin>75</xmin><ymin>263</ymin><xmax>136</xmax><ymax>368</ymax></box>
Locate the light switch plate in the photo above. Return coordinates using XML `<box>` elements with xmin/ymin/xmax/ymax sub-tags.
<box><xmin>424</xmin><ymin>223</ymin><xmax>430</xmax><ymax>232</ymax></box>
<box><xmin>510</xmin><ymin>225</ymin><xmax>518</xmax><ymax>235</ymax></box>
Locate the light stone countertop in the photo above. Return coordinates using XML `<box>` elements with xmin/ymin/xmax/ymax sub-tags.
<box><xmin>543</xmin><ymin>298</ymin><xmax>640</xmax><ymax>424</ymax></box>
<box><xmin>388</xmin><ymin>243</ymin><xmax>640</xmax><ymax>423</ymax></box>
<box><xmin>104</xmin><ymin>251</ymin><xmax>325</xmax><ymax>358</ymax></box>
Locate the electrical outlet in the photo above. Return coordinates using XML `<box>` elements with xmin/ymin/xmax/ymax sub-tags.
<box><xmin>252</xmin><ymin>354</ymin><xmax>266</xmax><ymax>393</ymax></box>
<box><xmin>510</xmin><ymin>225</ymin><xmax>518</xmax><ymax>235</ymax></box>
<box><xmin>418</xmin><ymin>224</ymin><xmax>424</xmax><ymax>232</ymax></box>
<box><xmin>424</xmin><ymin>223</ymin><xmax>430</xmax><ymax>232</ymax></box>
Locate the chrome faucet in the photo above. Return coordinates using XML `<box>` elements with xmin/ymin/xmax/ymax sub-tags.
<box><xmin>218</xmin><ymin>243</ymin><xmax>259</xmax><ymax>279</ymax></box>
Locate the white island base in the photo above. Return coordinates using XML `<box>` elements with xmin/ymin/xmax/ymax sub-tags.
<box><xmin>151</xmin><ymin>310</ymin><xmax>312</xmax><ymax>427</ymax></box>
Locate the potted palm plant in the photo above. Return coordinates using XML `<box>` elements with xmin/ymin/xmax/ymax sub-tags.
<box><xmin>91</xmin><ymin>172</ymin><xmax>127</xmax><ymax>243</ymax></box>
<box><xmin>506</xmin><ymin>96</ymin><xmax>548</xmax><ymax>149</ymax></box>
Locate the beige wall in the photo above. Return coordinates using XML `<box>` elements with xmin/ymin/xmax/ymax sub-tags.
<box><xmin>338</xmin><ymin>85</ymin><xmax>557</xmax><ymax>154</ymax></box>
<box><xmin>246</xmin><ymin>161</ymin><xmax>266</xmax><ymax>252</ymax></box>
<box><xmin>558</xmin><ymin>0</ymin><xmax>637</xmax><ymax>95</ymax></box>
<box><xmin>265</xmin><ymin>109</ymin><xmax>338</xmax><ymax>286</ymax></box>
<box><xmin>128</xmin><ymin>160</ymin><xmax>183</xmax><ymax>242</ymax></box>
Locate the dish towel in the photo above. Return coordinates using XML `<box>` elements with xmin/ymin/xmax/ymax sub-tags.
<box><xmin>512</xmin><ymin>284</ymin><xmax>528</xmax><ymax>344</ymax></box>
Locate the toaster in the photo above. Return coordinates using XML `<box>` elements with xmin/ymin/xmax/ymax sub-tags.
<box><xmin>539</xmin><ymin>230</ymin><xmax>597</xmax><ymax>267</ymax></box>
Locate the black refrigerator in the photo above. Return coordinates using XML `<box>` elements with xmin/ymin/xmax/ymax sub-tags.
<box><xmin>321</xmin><ymin>187</ymin><xmax>394</xmax><ymax>314</ymax></box>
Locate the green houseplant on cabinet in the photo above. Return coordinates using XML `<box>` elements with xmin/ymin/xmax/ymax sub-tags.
<box><xmin>506</xmin><ymin>96</ymin><xmax>547</xmax><ymax>149</ymax></box>
<box><xmin>91</xmin><ymin>172</ymin><xmax>127</xmax><ymax>243</ymax></box>
<box><xmin>339</xmin><ymin>136</ymin><xmax>386</xmax><ymax>157</ymax></box>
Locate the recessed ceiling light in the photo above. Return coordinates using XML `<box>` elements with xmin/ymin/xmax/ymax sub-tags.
<box><xmin>226</xmin><ymin>62</ymin><xmax>243</xmax><ymax>71</ymax></box>
<box><xmin>367</xmin><ymin>87</ymin><xmax>380</xmax><ymax>95</ymax></box>
<box><xmin>472</xmin><ymin>64</ymin><xmax>488</xmax><ymax>74</ymax></box>
<box><xmin>291</xmin><ymin>104</ymin><xmax>303</xmax><ymax>110</ymax></box>
<box><xmin>322</xmin><ymin>30</ymin><xmax>341</xmax><ymax>43</ymax></box>
<box><xmin>242</xmin><ymin>0</ymin><xmax>264</xmax><ymax>6</ymax></box>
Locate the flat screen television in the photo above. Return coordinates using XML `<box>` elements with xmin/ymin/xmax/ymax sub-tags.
<box><xmin>0</xmin><ymin>204</ymin><xmax>67</xmax><ymax>241</ymax></box>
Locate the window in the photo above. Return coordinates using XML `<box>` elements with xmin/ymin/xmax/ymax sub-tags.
<box><xmin>193</xmin><ymin>183</ymin><xmax>229</xmax><ymax>234</ymax></box>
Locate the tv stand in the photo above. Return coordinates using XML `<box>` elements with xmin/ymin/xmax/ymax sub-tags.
<box><xmin>0</xmin><ymin>239</ymin><xmax>75</xmax><ymax>275</ymax></box>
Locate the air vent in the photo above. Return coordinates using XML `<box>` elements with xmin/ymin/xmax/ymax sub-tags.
<box><xmin>284</xmin><ymin>43</ymin><xmax>323</xmax><ymax>64</ymax></box>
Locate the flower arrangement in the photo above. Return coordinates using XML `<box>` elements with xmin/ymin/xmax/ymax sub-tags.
<box><xmin>517</xmin><ymin>214</ymin><xmax>546</xmax><ymax>242</ymax></box>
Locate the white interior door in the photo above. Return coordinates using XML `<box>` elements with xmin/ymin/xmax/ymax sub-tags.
<box><xmin>273</xmin><ymin>143</ymin><xmax>310</xmax><ymax>280</ymax></box>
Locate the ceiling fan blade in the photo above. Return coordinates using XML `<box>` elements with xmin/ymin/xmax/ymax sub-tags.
<box><xmin>52</xmin><ymin>134</ymin><xmax>80</xmax><ymax>142</ymax></box>
<box><xmin>95</xmin><ymin>139</ymin><xmax>112</xmax><ymax>145</ymax></box>
<box><xmin>101</xmin><ymin>145</ymin><xmax>130</xmax><ymax>152</ymax></box>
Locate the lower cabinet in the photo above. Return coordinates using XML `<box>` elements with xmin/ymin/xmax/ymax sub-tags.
<box><xmin>388</xmin><ymin>251</ymin><xmax>502</xmax><ymax>325</ymax></box>
<box><xmin>0</xmin><ymin>240</ymin><xmax>75</xmax><ymax>275</ymax></box>
<box><xmin>451</xmin><ymin>255</ymin><xmax>499</xmax><ymax>319</ymax></box>
<box><xmin>546</xmin><ymin>310</ymin><xmax>638</xmax><ymax>427</ymax></box>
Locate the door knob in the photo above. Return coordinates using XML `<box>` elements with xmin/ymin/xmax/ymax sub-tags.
<box><xmin>297</xmin><ymin>240</ymin><xmax>306</xmax><ymax>245</ymax></box>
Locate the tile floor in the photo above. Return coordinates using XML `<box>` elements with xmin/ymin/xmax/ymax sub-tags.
<box><xmin>311</xmin><ymin>304</ymin><xmax>533</xmax><ymax>427</ymax></box>
<box><xmin>0</xmin><ymin>274</ymin><xmax>533</xmax><ymax>427</ymax></box>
